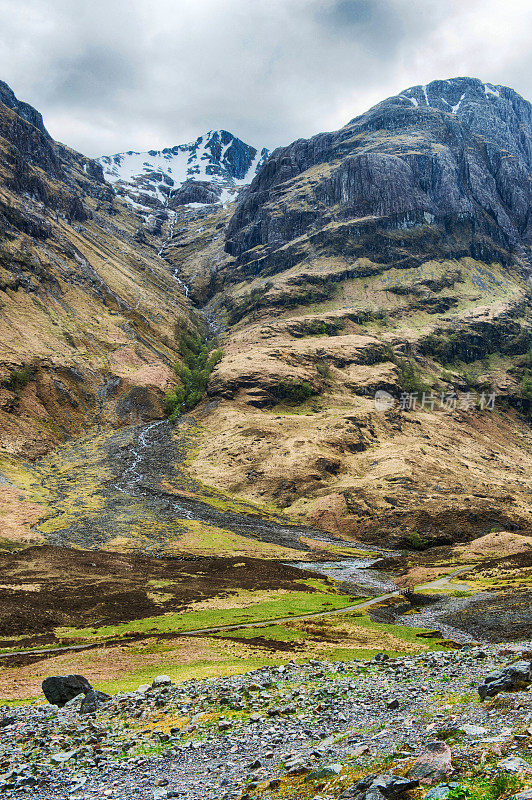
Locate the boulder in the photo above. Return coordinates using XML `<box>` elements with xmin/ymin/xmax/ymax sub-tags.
<box><xmin>425</xmin><ymin>784</ymin><xmax>463</xmax><ymax>800</ymax></box>
<box><xmin>372</xmin><ymin>653</ymin><xmax>390</xmax><ymax>663</ymax></box>
<box><xmin>41</xmin><ymin>674</ymin><xmax>92</xmax><ymax>707</ymax></box>
<box><xmin>152</xmin><ymin>675</ymin><xmax>172</xmax><ymax>688</ymax></box>
<box><xmin>498</xmin><ymin>757</ymin><xmax>532</xmax><ymax>774</ymax></box>
<box><xmin>478</xmin><ymin>660</ymin><xmax>532</xmax><ymax>700</ymax></box>
<box><xmin>306</xmin><ymin>763</ymin><xmax>343</xmax><ymax>781</ymax></box>
<box><xmin>372</xmin><ymin>775</ymin><xmax>420</xmax><ymax>798</ymax></box>
<box><xmin>80</xmin><ymin>689</ymin><xmax>112</xmax><ymax>715</ymax></box>
<box><xmin>341</xmin><ymin>773</ymin><xmax>419</xmax><ymax>800</ymax></box>
<box><xmin>408</xmin><ymin>742</ymin><xmax>453</xmax><ymax>785</ymax></box>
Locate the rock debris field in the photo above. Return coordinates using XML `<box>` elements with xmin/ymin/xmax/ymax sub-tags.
<box><xmin>2</xmin><ymin>646</ymin><xmax>532</xmax><ymax>800</ymax></box>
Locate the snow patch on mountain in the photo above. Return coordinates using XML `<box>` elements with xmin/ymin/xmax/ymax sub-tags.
<box><xmin>98</xmin><ymin>129</ymin><xmax>269</xmax><ymax>211</ymax></box>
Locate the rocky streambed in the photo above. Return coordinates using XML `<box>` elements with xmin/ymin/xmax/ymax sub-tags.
<box><xmin>24</xmin><ymin>417</ymin><xmax>346</xmax><ymax>553</ymax></box>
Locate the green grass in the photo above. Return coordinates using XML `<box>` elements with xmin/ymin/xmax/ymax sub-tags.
<box><xmin>444</xmin><ymin>771</ymin><xmax>526</xmax><ymax>800</ymax></box>
<box><xmin>214</xmin><ymin>624</ymin><xmax>307</xmax><ymax>642</ymax></box>
<box><xmin>55</xmin><ymin>587</ymin><xmax>358</xmax><ymax>643</ymax></box>
<box><xmin>337</xmin><ymin>611</ymin><xmax>448</xmax><ymax>650</ymax></box>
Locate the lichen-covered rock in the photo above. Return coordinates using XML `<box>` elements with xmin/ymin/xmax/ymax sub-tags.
<box><xmin>80</xmin><ymin>689</ymin><xmax>112</xmax><ymax>715</ymax></box>
<box><xmin>408</xmin><ymin>742</ymin><xmax>453</xmax><ymax>785</ymax></box>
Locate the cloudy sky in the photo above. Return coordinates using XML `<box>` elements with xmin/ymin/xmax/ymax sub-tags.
<box><xmin>0</xmin><ymin>0</ymin><xmax>530</xmax><ymax>157</ymax></box>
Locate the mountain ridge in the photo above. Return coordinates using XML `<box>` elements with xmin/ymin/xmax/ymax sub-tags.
<box><xmin>98</xmin><ymin>129</ymin><xmax>269</xmax><ymax>211</ymax></box>
<box><xmin>226</xmin><ymin>76</ymin><xmax>532</xmax><ymax>274</ymax></box>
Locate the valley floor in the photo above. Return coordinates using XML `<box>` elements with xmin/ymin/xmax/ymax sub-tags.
<box><xmin>0</xmin><ymin>417</ymin><xmax>531</xmax><ymax>702</ymax></box>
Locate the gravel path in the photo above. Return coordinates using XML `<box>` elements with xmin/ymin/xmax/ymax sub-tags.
<box><xmin>0</xmin><ymin>567</ymin><xmax>473</xmax><ymax>661</ymax></box>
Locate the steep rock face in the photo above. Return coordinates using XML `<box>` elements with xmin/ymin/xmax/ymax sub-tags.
<box><xmin>169</xmin><ymin>179</ymin><xmax>223</xmax><ymax>207</ymax></box>
<box><xmin>226</xmin><ymin>78</ymin><xmax>532</xmax><ymax>272</ymax></box>
<box><xmin>0</xmin><ymin>80</ymin><xmax>50</xmax><ymax>138</ymax></box>
<box><xmin>99</xmin><ymin>130</ymin><xmax>269</xmax><ymax>211</ymax></box>
<box><xmin>0</xmin><ymin>87</ymin><xmax>112</xmax><ymax>221</ymax></box>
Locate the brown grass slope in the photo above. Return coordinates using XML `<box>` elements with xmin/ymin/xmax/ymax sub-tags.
<box><xmin>0</xmin><ymin>93</ymin><xmax>193</xmax><ymax>464</ymax></box>
<box><xmin>178</xmin><ymin>84</ymin><xmax>532</xmax><ymax>547</ymax></box>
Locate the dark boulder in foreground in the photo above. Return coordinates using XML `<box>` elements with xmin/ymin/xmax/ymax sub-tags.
<box><xmin>340</xmin><ymin>773</ymin><xmax>420</xmax><ymax>800</ymax></box>
<box><xmin>42</xmin><ymin>674</ymin><xmax>92</xmax><ymax>707</ymax></box>
<box><xmin>478</xmin><ymin>660</ymin><xmax>532</xmax><ymax>700</ymax></box>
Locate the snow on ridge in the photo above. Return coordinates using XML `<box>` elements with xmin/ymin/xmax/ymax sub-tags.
<box><xmin>98</xmin><ymin>129</ymin><xmax>269</xmax><ymax>209</ymax></box>
<box><xmin>451</xmin><ymin>93</ymin><xmax>466</xmax><ymax>114</ymax></box>
<box><xmin>399</xmin><ymin>79</ymin><xmax>507</xmax><ymax>118</ymax></box>
<box><xmin>484</xmin><ymin>83</ymin><xmax>501</xmax><ymax>99</ymax></box>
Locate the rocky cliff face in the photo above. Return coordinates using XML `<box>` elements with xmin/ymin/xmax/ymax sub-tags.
<box><xmin>0</xmin><ymin>80</ymin><xmax>50</xmax><ymax>138</ymax></box>
<box><xmin>226</xmin><ymin>78</ymin><xmax>532</xmax><ymax>274</ymax></box>
<box><xmin>99</xmin><ymin>129</ymin><xmax>269</xmax><ymax>211</ymax></box>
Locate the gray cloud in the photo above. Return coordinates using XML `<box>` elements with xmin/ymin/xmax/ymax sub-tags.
<box><xmin>0</xmin><ymin>0</ymin><xmax>529</xmax><ymax>157</ymax></box>
<box><xmin>44</xmin><ymin>46</ymin><xmax>138</xmax><ymax>105</ymax></box>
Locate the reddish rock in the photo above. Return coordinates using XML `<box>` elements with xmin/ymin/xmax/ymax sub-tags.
<box><xmin>409</xmin><ymin>742</ymin><xmax>454</xmax><ymax>785</ymax></box>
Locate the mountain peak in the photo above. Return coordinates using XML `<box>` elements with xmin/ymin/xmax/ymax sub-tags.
<box><xmin>0</xmin><ymin>79</ymin><xmax>50</xmax><ymax>138</ymax></box>
<box><xmin>227</xmin><ymin>76</ymin><xmax>532</xmax><ymax>270</ymax></box>
<box><xmin>390</xmin><ymin>76</ymin><xmax>531</xmax><ymax>122</ymax></box>
<box><xmin>98</xmin><ymin>130</ymin><xmax>269</xmax><ymax>210</ymax></box>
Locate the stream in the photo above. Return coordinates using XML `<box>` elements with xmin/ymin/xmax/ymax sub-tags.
<box><xmin>109</xmin><ymin>418</ymin><xmax>368</xmax><ymax>552</ymax></box>
<box><xmin>111</xmin><ymin>419</ymin><xmax>400</xmax><ymax>593</ymax></box>
<box><xmin>158</xmin><ymin>210</ymin><xmax>190</xmax><ymax>297</ymax></box>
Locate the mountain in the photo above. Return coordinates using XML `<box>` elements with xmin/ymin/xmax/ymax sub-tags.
<box><xmin>1</xmin><ymin>76</ymin><xmax>532</xmax><ymax>555</ymax></box>
<box><xmin>98</xmin><ymin>129</ymin><xmax>269</xmax><ymax>211</ymax></box>
<box><xmin>227</xmin><ymin>77</ymin><xmax>531</xmax><ymax>270</ymax></box>
<box><xmin>1</xmin><ymin>74</ymin><xmax>532</xmax><ymax>746</ymax></box>
<box><xmin>176</xmin><ymin>77</ymin><xmax>532</xmax><ymax>547</ymax></box>
<box><xmin>0</xmin><ymin>80</ymin><xmax>191</xmax><ymax>469</ymax></box>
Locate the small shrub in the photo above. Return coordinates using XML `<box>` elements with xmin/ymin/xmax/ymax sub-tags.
<box><xmin>1</xmin><ymin>366</ymin><xmax>33</xmax><ymax>393</ymax></box>
<box><xmin>316</xmin><ymin>363</ymin><xmax>331</xmax><ymax>380</ymax></box>
<box><xmin>407</xmin><ymin>532</ymin><xmax>427</xmax><ymax>551</ymax></box>
<box><xmin>395</xmin><ymin>358</ymin><xmax>428</xmax><ymax>394</ymax></box>
<box><xmin>447</xmin><ymin>788</ymin><xmax>472</xmax><ymax>800</ymax></box>
<box><xmin>522</xmin><ymin>369</ymin><xmax>532</xmax><ymax>400</ymax></box>
<box><xmin>521</xmin><ymin>369</ymin><xmax>532</xmax><ymax>418</ymax></box>
<box><xmin>489</xmin><ymin>772</ymin><xmax>522</xmax><ymax>799</ymax></box>
<box><xmin>272</xmin><ymin>379</ymin><xmax>314</xmax><ymax>404</ymax></box>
